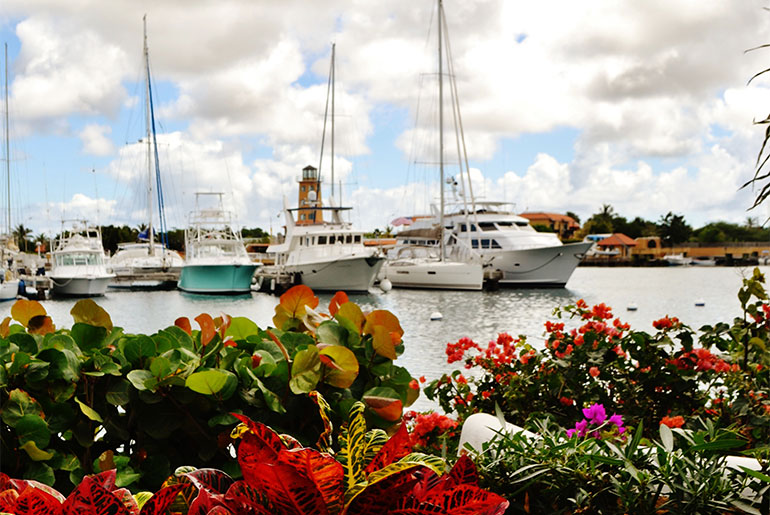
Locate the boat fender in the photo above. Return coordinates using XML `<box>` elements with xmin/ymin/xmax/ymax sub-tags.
<box><xmin>379</xmin><ymin>278</ymin><xmax>392</xmax><ymax>292</ymax></box>
<box><xmin>430</xmin><ymin>311</ymin><xmax>443</xmax><ymax>321</ymax></box>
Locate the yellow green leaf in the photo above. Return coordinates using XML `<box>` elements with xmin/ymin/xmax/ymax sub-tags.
<box><xmin>0</xmin><ymin>316</ymin><xmax>11</xmax><ymax>338</ymax></box>
<box><xmin>11</xmin><ymin>299</ymin><xmax>46</xmax><ymax>328</ymax></box>
<box><xmin>363</xmin><ymin>310</ymin><xmax>403</xmax><ymax>339</ymax></box>
<box><xmin>309</xmin><ymin>391</ymin><xmax>334</xmax><ymax>453</ymax></box>
<box><xmin>372</xmin><ymin>326</ymin><xmax>397</xmax><ymax>360</ymax></box>
<box><xmin>75</xmin><ymin>397</ymin><xmax>103</xmax><ymax>423</ymax></box>
<box><xmin>279</xmin><ymin>285</ymin><xmax>319</xmax><ymax>319</ymax></box>
<box><xmin>320</xmin><ymin>345</ymin><xmax>359</xmax><ymax>388</ymax></box>
<box><xmin>70</xmin><ymin>299</ymin><xmax>113</xmax><ymax>331</ymax></box>
<box><xmin>338</xmin><ymin>402</ymin><xmax>368</xmax><ymax>491</ymax></box>
<box><xmin>28</xmin><ymin>315</ymin><xmax>56</xmax><ymax>336</ymax></box>
<box><xmin>336</xmin><ymin>303</ymin><xmax>365</xmax><ymax>334</ymax></box>
<box><xmin>20</xmin><ymin>440</ymin><xmax>53</xmax><ymax>461</ymax></box>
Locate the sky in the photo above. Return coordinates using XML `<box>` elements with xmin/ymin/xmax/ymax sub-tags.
<box><xmin>2</xmin><ymin>0</ymin><xmax>770</xmax><ymax>237</ymax></box>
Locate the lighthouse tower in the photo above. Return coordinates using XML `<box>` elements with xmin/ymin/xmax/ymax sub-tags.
<box><xmin>297</xmin><ymin>165</ymin><xmax>322</xmax><ymax>225</ymax></box>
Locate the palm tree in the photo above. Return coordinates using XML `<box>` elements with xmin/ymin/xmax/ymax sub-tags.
<box><xmin>13</xmin><ymin>224</ymin><xmax>31</xmax><ymax>252</ymax></box>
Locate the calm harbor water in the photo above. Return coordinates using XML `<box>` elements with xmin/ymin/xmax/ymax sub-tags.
<box><xmin>12</xmin><ymin>266</ymin><xmax>763</xmax><ymax>411</ymax></box>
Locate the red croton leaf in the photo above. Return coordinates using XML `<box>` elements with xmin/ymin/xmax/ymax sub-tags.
<box><xmin>232</xmin><ymin>414</ymin><xmax>287</xmax><ymax>484</ymax></box>
<box><xmin>446</xmin><ymin>455</ymin><xmax>479</xmax><ymax>488</ymax></box>
<box><xmin>0</xmin><ymin>489</ymin><xmax>19</xmax><ymax>512</ymax></box>
<box><xmin>276</xmin><ymin>448</ymin><xmax>344</xmax><ymax>515</ymax></box>
<box><xmin>138</xmin><ymin>484</ymin><xmax>187</xmax><ymax>515</ymax></box>
<box><xmin>13</xmin><ymin>486</ymin><xmax>63</xmax><ymax>515</ymax></box>
<box><xmin>184</xmin><ymin>469</ymin><xmax>235</xmax><ymax>496</ymax></box>
<box><xmin>223</xmin><ymin>481</ymin><xmax>273</xmax><ymax>514</ymax></box>
<box><xmin>423</xmin><ymin>484</ymin><xmax>509</xmax><ymax>515</ymax></box>
<box><xmin>186</xmin><ymin>484</ymin><xmax>228</xmax><ymax>515</ymax></box>
<box><xmin>245</xmin><ymin>463</ymin><xmax>329</xmax><ymax>515</ymax></box>
<box><xmin>329</xmin><ymin>291</ymin><xmax>349</xmax><ymax>317</ymax></box>
<box><xmin>175</xmin><ymin>317</ymin><xmax>192</xmax><ymax>335</ymax></box>
<box><xmin>344</xmin><ymin>466</ymin><xmax>423</xmax><ymax>515</ymax></box>
<box><xmin>365</xmin><ymin>423</ymin><xmax>413</xmax><ymax>474</ymax></box>
<box><xmin>112</xmin><ymin>488</ymin><xmax>139</xmax><ymax>515</ymax></box>
<box><xmin>195</xmin><ymin>314</ymin><xmax>216</xmax><ymax>347</ymax></box>
<box><xmin>60</xmin><ymin>475</ymin><xmax>129</xmax><ymax>515</ymax></box>
<box><xmin>90</xmin><ymin>469</ymin><xmax>117</xmax><ymax>491</ymax></box>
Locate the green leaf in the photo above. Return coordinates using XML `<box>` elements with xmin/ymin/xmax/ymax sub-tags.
<box><xmin>2</xmin><ymin>389</ymin><xmax>43</xmax><ymax>427</ymax></box>
<box><xmin>105</xmin><ymin>379</ymin><xmax>132</xmax><ymax>406</ymax></box>
<box><xmin>121</xmin><ymin>335</ymin><xmax>157</xmax><ymax>364</ymax></box>
<box><xmin>16</xmin><ymin>414</ymin><xmax>51</xmax><ymax>448</ymax></box>
<box><xmin>659</xmin><ymin>423</ymin><xmax>674</xmax><ymax>452</ymax></box>
<box><xmin>226</xmin><ymin>317</ymin><xmax>260</xmax><ymax>340</ymax></box>
<box><xmin>37</xmin><ymin>348</ymin><xmax>80</xmax><ymax>382</ymax></box>
<box><xmin>150</xmin><ymin>356</ymin><xmax>172</xmax><ymax>378</ymax></box>
<box><xmin>289</xmin><ymin>346</ymin><xmax>321</xmax><ymax>394</ymax></box>
<box><xmin>185</xmin><ymin>369</ymin><xmax>235</xmax><ymax>395</ymax></box>
<box><xmin>20</xmin><ymin>441</ymin><xmax>54</xmax><ymax>461</ymax></box>
<box><xmin>75</xmin><ymin>397</ymin><xmax>103</xmax><ymax>423</ymax></box>
<box><xmin>127</xmin><ymin>369</ymin><xmax>156</xmax><ymax>391</ymax></box>
<box><xmin>253</xmin><ymin>376</ymin><xmax>286</xmax><ymax>413</ymax></box>
<box><xmin>24</xmin><ymin>462</ymin><xmax>55</xmax><ymax>486</ymax></box>
<box><xmin>70</xmin><ymin>323</ymin><xmax>108</xmax><ymax>353</ymax></box>
<box><xmin>317</xmin><ymin>321</ymin><xmax>348</xmax><ymax>346</ymax></box>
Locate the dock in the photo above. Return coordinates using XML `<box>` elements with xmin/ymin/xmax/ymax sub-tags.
<box><xmin>252</xmin><ymin>266</ymin><xmax>297</xmax><ymax>294</ymax></box>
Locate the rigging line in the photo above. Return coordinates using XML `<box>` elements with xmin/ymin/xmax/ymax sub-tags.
<box><xmin>147</xmin><ymin>57</ymin><xmax>169</xmax><ymax>248</ymax></box>
<box><xmin>318</xmin><ymin>44</ymin><xmax>333</xmax><ymax>183</ymax></box>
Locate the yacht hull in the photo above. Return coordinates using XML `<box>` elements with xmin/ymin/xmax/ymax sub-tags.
<box><xmin>178</xmin><ymin>264</ymin><xmax>258</xmax><ymax>294</ymax></box>
<box><xmin>0</xmin><ymin>279</ymin><xmax>19</xmax><ymax>301</ymax></box>
<box><xmin>483</xmin><ymin>241</ymin><xmax>592</xmax><ymax>287</ymax></box>
<box><xmin>384</xmin><ymin>260</ymin><xmax>483</xmax><ymax>290</ymax></box>
<box><xmin>283</xmin><ymin>255</ymin><xmax>385</xmax><ymax>292</ymax></box>
<box><xmin>50</xmin><ymin>276</ymin><xmax>113</xmax><ymax>297</ymax></box>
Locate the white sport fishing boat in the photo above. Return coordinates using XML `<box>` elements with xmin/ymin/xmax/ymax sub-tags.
<box><xmin>49</xmin><ymin>222</ymin><xmax>114</xmax><ymax>297</ymax></box>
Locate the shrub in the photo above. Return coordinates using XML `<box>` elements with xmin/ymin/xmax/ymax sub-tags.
<box><xmin>0</xmin><ymin>286</ymin><xmax>419</xmax><ymax>492</ymax></box>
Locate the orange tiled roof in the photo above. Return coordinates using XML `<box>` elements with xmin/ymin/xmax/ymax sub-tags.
<box><xmin>597</xmin><ymin>233</ymin><xmax>637</xmax><ymax>247</ymax></box>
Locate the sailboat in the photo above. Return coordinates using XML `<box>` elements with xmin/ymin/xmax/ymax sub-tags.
<box><xmin>381</xmin><ymin>0</ymin><xmax>483</xmax><ymax>290</ymax></box>
<box><xmin>177</xmin><ymin>192</ymin><xmax>258</xmax><ymax>294</ymax></box>
<box><xmin>387</xmin><ymin>0</ymin><xmax>591</xmax><ymax>288</ymax></box>
<box><xmin>108</xmin><ymin>16</ymin><xmax>184</xmax><ymax>289</ymax></box>
<box><xmin>0</xmin><ymin>43</ymin><xmax>22</xmax><ymax>301</ymax></box>
<box><xmin>263</xmin><ymin>44</ymin><xmax>386</xmax><ymax>292</ymax></box>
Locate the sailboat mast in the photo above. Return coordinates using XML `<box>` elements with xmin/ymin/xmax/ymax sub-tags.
<box><xmin>331</xmin><ymin>43</ymin><xmax>336</xmax><ymax>202</ymax></box>
<box><xmin>143</xmin><ymin>15</ymin><xmax>155</xmax><ymax>256</ymax></box>
<box><xmin>4</xmin><ymin>43</ymin><xmax>10</xmax><ymax>238</ymax></box>
<box><xmin>438</xmin><ymin>0</ymin><xmax>445</xmax><ymax>262</ymax></box>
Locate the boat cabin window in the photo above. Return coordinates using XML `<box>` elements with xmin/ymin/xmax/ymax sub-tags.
<box><xmin>516</xmin><ymin>221</ymin><xmax>529</xmax><ymax>227</ymax></box>
<box><xmin>346</xmin><ymin>235</ymin><xmax>352</xmax><ymax>244</ymax></box>
<box><xmin>318</xmin><ymin>236</ymin><xmax>327</xmax><ymax>244</ymax></box>
<box><xmin>459</xmin><ymin>224</ymin><xmax>478</xmax><ymax>232</ymax></box>
<box><xmin>470</xmin><ymin>239</ymin><xmax>502</xmax><ymax>249</ymax></box>
<box><xmin>479</xmin><ymin>222</ymin><xmax>496</xmax><ymax>231</ymax></box>
<box><xmin>354</xmin><ymin>235</ymin><xmax>361</xmax><ymax>243</ymax></box>
<box><xmin>56</xmin><ymin>252</ymin><xmax>101</xmax><ymax>266</ymax></box>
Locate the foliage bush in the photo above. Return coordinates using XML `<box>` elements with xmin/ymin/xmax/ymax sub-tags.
<box><xmin>0</xmin><ymin>286</ymin><xmax>418</xmax><ymax>493</ymax></box>
<box><xmin>426</xmin><ymin>268</ymin><xmax>770</xmax><ymax>448</ymax></box>
<box><xmin>0</xmin><ymin>400</ymin><xmax>508</xmax><ymax>514</ymax></box>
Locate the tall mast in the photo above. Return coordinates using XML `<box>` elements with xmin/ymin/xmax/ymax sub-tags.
<box><xmin>143</xmin><ymin>15</ymin><xmax>155</xmax><ymax>256</ymax></box>
<box><xmin>438</xmin><ymin>0</ymin><xmax>445</xmax><ymax>262</ymax></box>
<box><xmin>330</xmin><ymin>43</ymin><xmax>336</xmax><ymax>202</ymax></box>
<box><xmin>4</xmin><ymin>43</ymin><xmax>10</xmax><ymax>238</ymax></box>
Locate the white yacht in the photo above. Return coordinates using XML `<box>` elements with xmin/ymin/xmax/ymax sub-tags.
<box><xmin>108</xmin><ymin>17</ymin><xmax>184</xmax><ymax>289</ymax></box>
<box><xmin>49</xmin><ymin>222</ymin><xmax>114</xmax><ymax>297</ymax></box>
<box><xmin>394</xmin><ymin>201</ymin><xmax>592</xmax><ymax>287</ymax></box>
<box><xmin>177</xmin><ymin>192</ymin><xmax>259</xmax><ymax>294</ymax></box>
<box><xmin>264</xmin><ymin>168</ymin><xmax>385</xmax><ymax>292</ymax></box>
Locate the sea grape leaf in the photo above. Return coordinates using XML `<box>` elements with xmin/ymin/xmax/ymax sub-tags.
<box><xmin>226</xmin><ymin>317</ymin><xmax>260</xmax><ymax>341</ymax></box>
<box><xmin>363</xmin><ymin>387</ymin><xmax>403</xmax><ymax>422</ymax></box>
<box><xmin>316</xmin><ymin>321</ymin><xmax>348</xmax><ymax>347</ymax></box>
<box><xmin>0</xmin><ymin>316</ymin><xmax>10</xmax><ymax>338</ymax></box>
<box><xmin>278</xmin><ymin>285</ymin><xmax>319</xmax><ymax>319</ymax></box>
<box><xmin>105</xmin><ymin>379</ymin><xmax>132</xmax><ymax>406</ymax></box>
<box><xmin>10</xmin><ymin>299</ymin><xmax>46</xmax><ymax>328</ymax></box>
<box><xmin>37</xmin><ymin>348</ymin><xmax>79</xmax><ymax>382</ymax></box>
<box><xmin>329</xmin><ymin>291</ymin><xmax>349</xmax><ymax>317</ymax></box>
<box><xmin>363</xmin><ymin>310</ymin><xmax>403</xmax><ymax>339</ymax></box>
<box><xmin>195</xmin><ymin>313</ymin><xmax>216</xmax><ymax>347</ymax></box>
<box><xmin>74</xmin><ymin>397</ymin><xmax>103</xmax><ymax>423</ymax></box>
<box><xmin>20</xmin><ymin>440</ymin><xmax>53</xmax><ymax>462</ymax></box>
<box><xmin>121</xmin><ymin>335</ymin><xmax>157</xmax><ymax>364</ymax></box>
<box><xmin>319</xmin><ymin>345</ymin><xmax>359</xmax><ymax>388</ymax></box>
<box><xmin>2</xmin><ymin>389</ymin><xmax>43</xmax><ymax>427</ymax></box>
<box><xmin>186</xmin><ymin>369</ymin><xmax>235</xmax><ymax>395</ymax></box>
<box><xmin>175</xmin><ymin>317</ymin><xmax>192</xmax><ymax>335</ymax></box>
<box><xmin>336</xmin><ymin>303</ymin><xmax>365</xmax><ymax>334</ymax></box>
<box><xmin>16</xmin><ymin>414</ymin><xmax>51</xmax><ymax>449</ymax></box>
<box><xmin>70</xmin><ymin>323</ymin><xmax>109</xmax><ymax>354</ymax></box>
<box><xmin>70</xmin><ymin>299</ymin><xmax>113</xmax><ymax>331</ymax></box>
<box><xmin>289</xmin><ymin>346</ymin><xmax>321</xmax><ymax>394</ymax></box>
<box><xmin>372</xmin><ymin>325</ymin><xmax>397</xmax><ymax>360</ymax></box>
<box><xmin>27</xmin><ymin>316</ymin><xmax>55</xmax><ymax>336</ymax></box>
<box><xmin>127</xmin><ymin>370</ymin><xmax>157</xmax><ymax>391</ymax></box>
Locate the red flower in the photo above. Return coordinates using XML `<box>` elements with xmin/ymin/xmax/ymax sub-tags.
<box><xmin>589</xmin><ymin>366</ymin><xmax>600</xmax><ymax>378</ymax></box>
<box><xmin>419</xmin><ymin>375</ymin><xmax>426</xmax><ymax>383</ymax></box>
<box><xmin>660</xmin><ymin>415</ymin><xmax>685</xmax><ymax>428</ymax></box>
<box><xmin>409</xmin><ymin>379</ymin><xmax>419</xmax><ymax>390</ymax></box>
<box><xmin>560</xmin><ymin>396</ymin><xmax>574</xmax><ymax>406</ymax></box>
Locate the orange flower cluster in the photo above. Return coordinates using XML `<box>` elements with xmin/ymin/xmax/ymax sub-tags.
<box><xmin>660</xmin><ymin>415</ymin><xmax>685</xmax><ymax>428</ymax></box>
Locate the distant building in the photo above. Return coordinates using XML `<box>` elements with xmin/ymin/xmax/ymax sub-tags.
<box><xmin>519</xmin><ymin>212</ymin><xmax>580</xmax><ymax>240</ymax></box>
<box><xmin>597</xmin><ymin>233</ymin><xmax>637</xmax><ymax>258</ymax></box>
<box><xmin>297</xmin><ymin>165</ymin><xmax>323</xmax><ymax>225</ymax></box>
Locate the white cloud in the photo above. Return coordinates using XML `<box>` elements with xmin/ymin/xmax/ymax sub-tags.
<box><xmin>78</xmin><ymin>124</ymin><xmax>115</xmax><ymax>156</ymax></box>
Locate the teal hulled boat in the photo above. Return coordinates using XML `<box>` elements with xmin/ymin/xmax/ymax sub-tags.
<box><xmin>178</xmin><ymin>192</ymin><xmax>259</xmax><ymax>294</ymax></box>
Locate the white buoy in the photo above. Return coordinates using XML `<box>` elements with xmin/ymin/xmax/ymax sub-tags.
<box><xmin>379</xmin><ymin>278</ymin><xmax>393</xmax><ymax>292</ymax></box>
<box><xmin>627</xmin><ymin>304</ymin><xmax>637</xmax><ymax>311</ymax></box>
<box><xmin>695</xmin><ymin>300</ymin><xmax>705</xmax><ymax>307</ymax></box>
<box><xmin>430</xmin><ymin>311</ymin><xmax>443</xmax><ymax>321</ymax></box>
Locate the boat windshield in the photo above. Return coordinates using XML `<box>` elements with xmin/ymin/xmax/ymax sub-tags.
<box><xmin>56</xmin><ymin>253</ymin><xmax>103</xmax><ymax>266</ymax></box>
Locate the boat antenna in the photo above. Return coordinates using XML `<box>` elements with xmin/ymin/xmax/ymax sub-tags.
<box><xmin>438</xmin><ymin>0</ymin><xmax>445</xmax><ymax>262</ymax></box>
